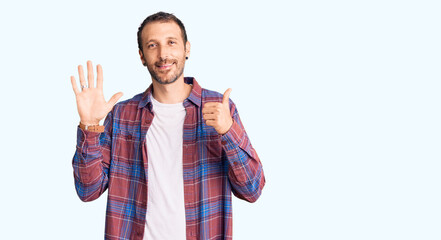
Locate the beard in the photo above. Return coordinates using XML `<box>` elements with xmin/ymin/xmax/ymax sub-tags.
<box><xmin>145</xmin><ymin>57</ymin><xmax>185</xmax><ymax>85</ymax></box>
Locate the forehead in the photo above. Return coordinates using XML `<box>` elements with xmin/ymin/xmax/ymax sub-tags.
<box><xmin>141</xmin><ymin>21</ymin><xmax>183</xmax><ymax>42</ymax></box>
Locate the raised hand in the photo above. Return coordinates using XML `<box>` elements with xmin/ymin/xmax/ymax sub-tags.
<box><xmin>202</xmin><ymin>88</ymin><xmax>233</xmax><ymax>135</ymax></box>
<box><xmin>70</xmin><ymin>60</ymin><xmax>123</xmax><ymax>126</ymax></box>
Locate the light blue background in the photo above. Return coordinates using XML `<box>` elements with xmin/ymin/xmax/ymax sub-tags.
<box><xmin>1</xmin><ymin>0</ymin><xmax>440</xmax><ymax>239</ymax></box>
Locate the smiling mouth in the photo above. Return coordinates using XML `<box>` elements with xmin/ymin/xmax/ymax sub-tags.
<box><xmin>155</xmin><ymin>61</ymin><xmax>176</xmax><ymax>72</ymax></box>
<box><xmin>157</xmin><ymin>63</ymin><xmax>173</xmax><ymax>69</ymax></box>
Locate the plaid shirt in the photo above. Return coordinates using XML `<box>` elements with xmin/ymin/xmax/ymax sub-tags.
<box><xmin>73</xmin><ymin>77</ymin><xmax>265</xmax><ymax>240</ymax></box>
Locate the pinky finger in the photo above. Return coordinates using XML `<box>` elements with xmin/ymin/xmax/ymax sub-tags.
<box><xmin>70</xmin><ymin>76</ymin><xmax>80</xmax><ymax>95</ymax></box>
<box><xmin>205</xmin><ymin>119</ymin><xmax>215</xmax><ymax>127</ymax></box>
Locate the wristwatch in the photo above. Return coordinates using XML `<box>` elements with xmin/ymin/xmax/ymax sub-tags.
<box><xmin>79</xmin><ymin>122</ymin><xmax>105</xmax><ymax>133</ymax></box>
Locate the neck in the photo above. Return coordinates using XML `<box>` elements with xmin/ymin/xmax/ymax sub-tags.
<box><xmin>151</xmin><ymin>76</ymin><xmax>192</xmax><ymax>104</ymax></box>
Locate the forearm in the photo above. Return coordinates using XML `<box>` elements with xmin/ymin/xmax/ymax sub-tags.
<box><xmin>222</xmin><ymin>118</ymin><xmax>265</xmax><ymax>203</ymax></box>
<box><xmin>73</xmin><ymin>126</ymin><xmax>110</xmax><ymax>202</ymax></box>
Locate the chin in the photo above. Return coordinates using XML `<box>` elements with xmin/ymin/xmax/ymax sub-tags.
<box><xmin>153</xmin><ymin>75</ymin><xmax>179</xmax><ymax>85</ymax></box>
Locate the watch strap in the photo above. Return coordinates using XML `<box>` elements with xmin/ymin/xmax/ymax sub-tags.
<box><xmin>79</xmin><ymin>122</ymin><xmax>105</xmax><ymax>133</ymax></box>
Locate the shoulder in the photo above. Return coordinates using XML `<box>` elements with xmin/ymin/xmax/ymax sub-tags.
<box><xmin>201</xmin><ymin>88</ymin><xmax>228</xmax><ymax>103</ymax></box>
<box><xmin>201</xmin><ymin>87</ymin><xmax>237</xmax><ymax>112</ymax></box>
<box><xmin>112</xmin><ymin>92</ymin><xmax>145</xmax><ymax>114</ymax></box>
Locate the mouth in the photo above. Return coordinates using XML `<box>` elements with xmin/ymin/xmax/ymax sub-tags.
<box><xmin>156</xmin><ymin>61</ymin><xmax>175</xmax><ymax>71</ymax></box>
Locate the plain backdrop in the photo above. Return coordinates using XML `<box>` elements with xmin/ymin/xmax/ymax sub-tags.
<box><xmin>1</xmin><ymin>0</ymin><xmax>440</xmax><ymax>239</ymax></box>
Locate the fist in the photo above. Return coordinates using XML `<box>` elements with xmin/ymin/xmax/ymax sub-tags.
<box><xmin>202</xmin><ymin>88</ymin><xmax>233</xmax><ymax>135</ymax></box>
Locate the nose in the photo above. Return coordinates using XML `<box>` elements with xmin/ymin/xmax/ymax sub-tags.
<box><xmin>157</xmin><ymin>45</ymin><xmax>170</xmax><ymax>61</ymax></box>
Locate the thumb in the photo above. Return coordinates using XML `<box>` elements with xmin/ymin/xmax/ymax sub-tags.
<box><xmin>222</xmin><ymin>88</ymin><xmax>232</xmax><ymax>106</ymax></box>
<box><xmin>107</xmin><ymin>92</ymin><xmax>123</xmax><ymax>108</ymax></box>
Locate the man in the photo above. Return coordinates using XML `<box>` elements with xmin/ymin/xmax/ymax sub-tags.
<box><xmin>71</xmin><ymin>12</ymin><xmax>265</xmax><ymax>240</ymax></box>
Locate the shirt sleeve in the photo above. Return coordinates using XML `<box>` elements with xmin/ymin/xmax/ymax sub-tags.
<box><xmin>221</xmin><ymin>101</ymin><xmax>266</xmax><ymax>203</ymax></box>
<box><xmin>72</xmin><ymin>110</ymin><xmax>113</xmax><ymax>202</ymax></box>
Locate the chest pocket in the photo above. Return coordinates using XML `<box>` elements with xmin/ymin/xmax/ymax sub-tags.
<box><xmin>201</xmin><ymin>124</ymin><xmax>223</xmax><ymax>163</ymax></box>
<box><xmin>114</xmin><ymin>129</ymin><xmax>141</xmax><ymax>170</ymax></box>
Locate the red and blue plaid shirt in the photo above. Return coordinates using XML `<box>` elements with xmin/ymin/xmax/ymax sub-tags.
<box><xmin>73</xmin><ymin>77</ymin><xmax>265</xmax><ymax>240</ymax></box>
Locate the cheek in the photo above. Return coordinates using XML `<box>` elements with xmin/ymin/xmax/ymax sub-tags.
<box><xmin>143</xmin><ymin>50</ymin><xmax>156</xmax><ymax>60</ymax></box>
<box><xmin>145</xmin><ymin>55</ymin><xmax>157</xmax><ymax>65</ymax></box>
<box><xmin>172</xmin><ymin>48</ymin><xmax>186</xmax><ymax>58</ymax></box>
<box><xmin>177</xmin><ymin>52</ymin><xmax>187</xmax><ymax>63</ymax></box>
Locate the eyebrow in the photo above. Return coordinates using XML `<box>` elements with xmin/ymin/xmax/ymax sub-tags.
<box><xmin>145</xmin><ymin>36</ymin><xmax>179</xmax><ymax>44</ymax></box>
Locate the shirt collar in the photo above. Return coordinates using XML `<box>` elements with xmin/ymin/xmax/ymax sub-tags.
<box><xmin>138</xmin><ymin>77</ymin><xmax>202</xmax><ymax>109</ymax></box>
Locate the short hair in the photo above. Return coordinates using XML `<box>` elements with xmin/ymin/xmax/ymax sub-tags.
<box><xmin>137</xmin><ymin>11</ymin><xmax>188</xmax><ymax>51</ymax></box>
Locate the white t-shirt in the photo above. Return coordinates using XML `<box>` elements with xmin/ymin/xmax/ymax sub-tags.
<box><xmin>143</xmin><ymin>96</ymin><xmax>187</xmax><ymax>240</ymax></box>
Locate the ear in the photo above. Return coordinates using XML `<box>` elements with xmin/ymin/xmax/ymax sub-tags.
<box><xmin>139</xmin><ymin>49</ymin><xmax>146</xmax><ymax>66</ymax></box>
<box><xmin>185</xmin><ymin>41</ymin><xmax>191</xmax><ymax>59</ymax></box>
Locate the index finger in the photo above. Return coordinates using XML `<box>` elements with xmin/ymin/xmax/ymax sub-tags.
<box><xmin>202</xmin><ymin>102</ymin><xmax>221</xmax><ymax>113</ymax></box>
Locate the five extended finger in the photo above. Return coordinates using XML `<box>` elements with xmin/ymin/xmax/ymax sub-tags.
<box><xmin>70</xmin><ymin>76</ymin><xmax>80</xmax><ymax>95</ymax></box>
<box><xmin>96</xmin><ymin>64</ymin><xmax>103</xmax><ymax>89</ymax></box>
<box><xmin>78</xmin><ymin>65</ymin><xmax>86</xmax><ymax>89</ymax></box>
<box><xmin>107</xmin><ymin>92</ymin><xmax>124</xmax><ymax>108</ymax></box>
<box><xmin>87</xmin><ymin>60</ymin><xmax>94</xmax><ymax>88</ymax></box>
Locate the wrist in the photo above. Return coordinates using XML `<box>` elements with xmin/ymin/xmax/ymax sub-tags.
<box><xmin>219</xmin><ymin>119</ymin><xmax>234</xmax><ymax>135</ymax></box>
<box><xmin>79</xmin><ymin>122</ymin><xmax>104</xmax><ymax>133</ymax></box>
<box><xmin>80</xmin><ymin>120</ymin><xmax>100</xmax><ymax>126</ymax></box>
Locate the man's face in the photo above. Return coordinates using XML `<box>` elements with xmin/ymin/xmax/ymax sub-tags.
<box><xmin>139</xmin><ymin>21</ymin><xmax>190</xmax><ymax>85</ymax></box>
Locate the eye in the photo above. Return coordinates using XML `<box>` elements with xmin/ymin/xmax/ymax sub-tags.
<box><xmin>169</xmin><ymin>40</ymin><xmax>176</xmax><ymax>45</ymax></box>
<box><xmin>147</xmin><ymin>43</ymin><xmax>157</xmax><ymax>48</ymax></box>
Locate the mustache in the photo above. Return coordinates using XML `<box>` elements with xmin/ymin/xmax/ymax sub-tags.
<box><xmin>155</xmin><ymin>58</ymin><xmax>177</xmax><ymax>66</ymax></box>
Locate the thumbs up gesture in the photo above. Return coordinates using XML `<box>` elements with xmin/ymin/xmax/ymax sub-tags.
<box><xmin>202</xmin><ymin>88</ymin><xmax>233</xmax><ymax>135</ymax></box>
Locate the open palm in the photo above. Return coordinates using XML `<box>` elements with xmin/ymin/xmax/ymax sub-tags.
<box><xmin>70</xmin><ymin>61</ymin><xmax>123</xmax><ymax>126</ymax></box>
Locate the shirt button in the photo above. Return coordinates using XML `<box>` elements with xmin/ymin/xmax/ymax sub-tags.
<box><xmin>221</xmin><ymin>140</ymin><xmax>227</xmax><ymax>145</ymax></box>
<box><xmin>233</xmin><ymin>162</ymin><xmax>238</xmax><ymax>166</ymax></box>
